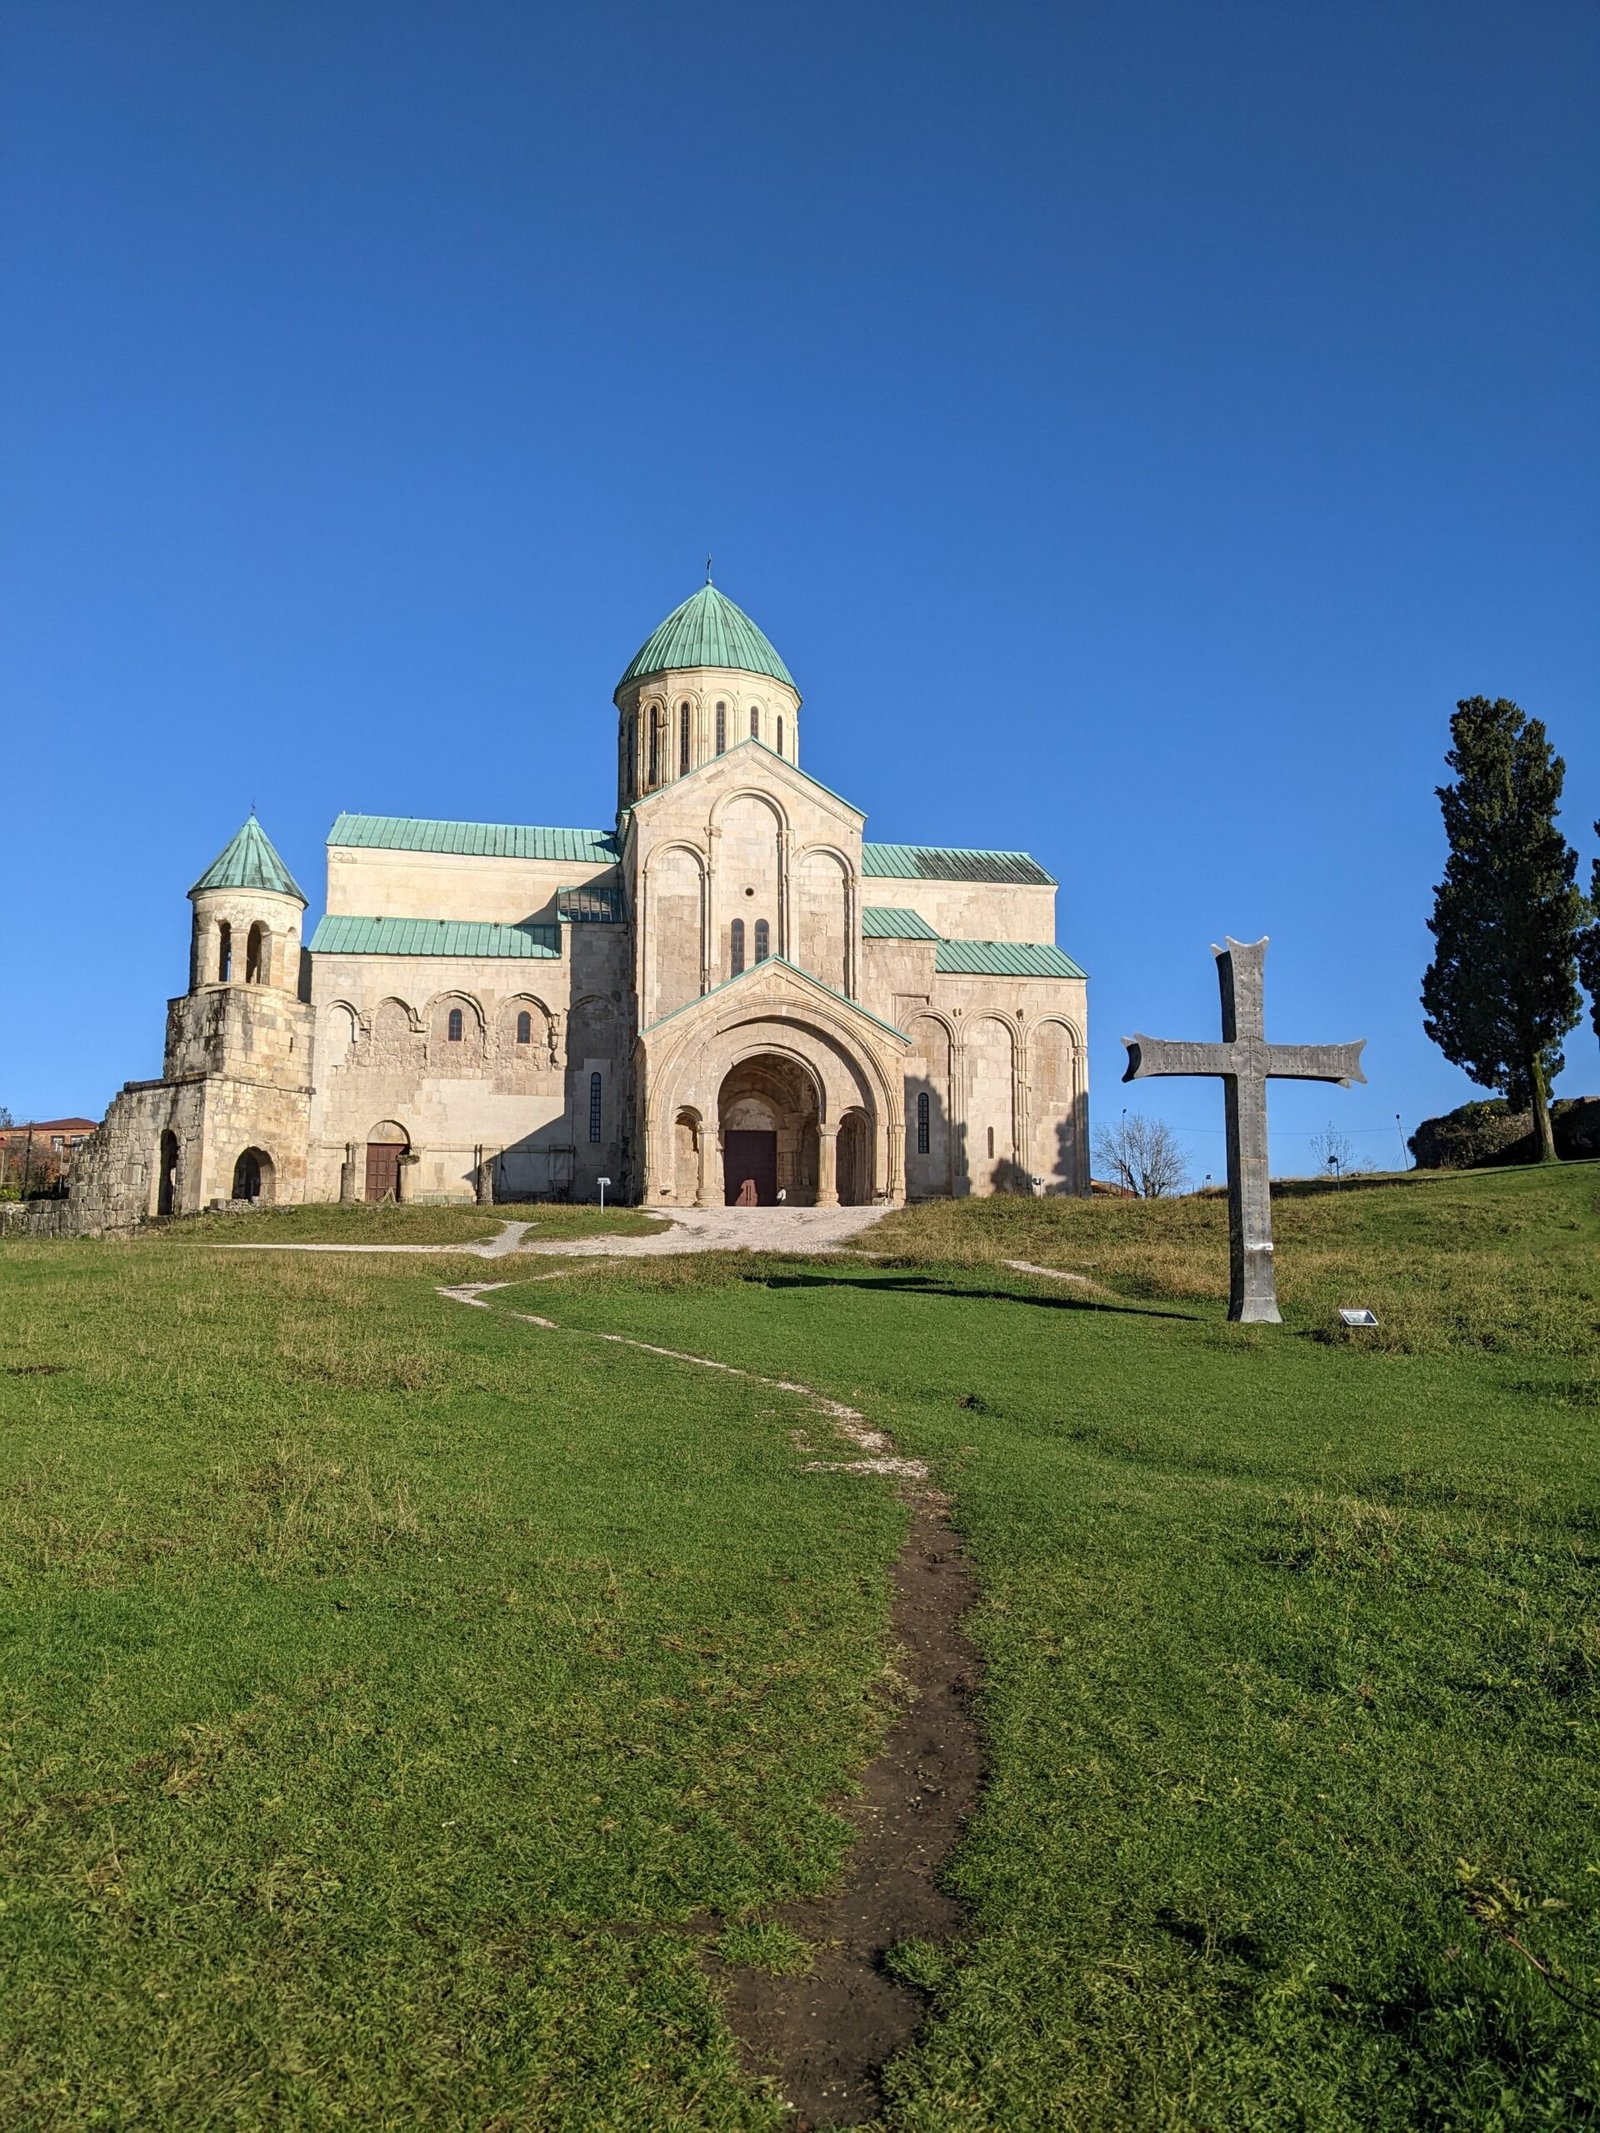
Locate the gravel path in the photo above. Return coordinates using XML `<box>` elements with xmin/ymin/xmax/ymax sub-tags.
<box><xmin>191</xmin><ymin>1205</ymin><xmax>886</xmax><ymax>1260</ymax></box>
<box><xmin>516</xmin><ymin>1204</ymin><xmax>885</xmax><ymax>1258</ymax></box>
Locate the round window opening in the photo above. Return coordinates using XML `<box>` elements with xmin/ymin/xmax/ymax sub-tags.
<box><xmin>743</xmin><ymin>886</ymin><xmax>755</xmax><ymax>899</ymax></box>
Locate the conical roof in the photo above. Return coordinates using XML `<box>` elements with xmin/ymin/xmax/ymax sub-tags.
<box><xmin>618</xmin><ymin>583</ymin><xmax>795</xmax><ymax>692</ymax></box>
<box><xmin>189</xmin><ymin>814</ymin><xmax>307</xmax><ymax>903</ymax></box>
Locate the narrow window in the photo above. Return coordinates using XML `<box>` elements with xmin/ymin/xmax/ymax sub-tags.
<box><xmin>917</xmin><ymin>1091</ymin><xmax>930</xmax><ymax>1154</ymax></box>
<box><xmin>647</xmin><ymin>707</ymin><xmax>662</xmax><ymax>788</ymax></box>
<box><xmin>754</xmin><ymin>918</ymin><xmax>770</xmax><ymax>962</ymax></box>
<box><xmin>987</xmin><ymin>1126</ymin><xmax>995</xmax><ymax>1159</ymax></box>
<box><xmin>588</xmin><ymin>1071</ymin><xmax>603</xmax><ymax>1143</ymax></box>
<box><xmin>516</xmin><ymin>1010</ymin><xmax>532</xmax><ymax>1045</ymax></box>
<box><xmin>730</xmin><ymin>918</ymin><xmax>746</xmax><ymax>977</ymax></box>
<box><xmin>448</xmin><ymin>1007</ymin><xmax>464</xmax><ymax>1042</ymax></box>
<box><xmin>750</xmin><ymin>706</ymin><xmax>760</xmax><ymax>741</ymax></box>
<box><xmin>776</xmin><ymin>714</ymin><xmax>784</xmax><ymax>758</ymax></box>
<box><xmin>245</xmin><ymin>922</ymin><xmax>266</xmax><ymax>984</ymax></box>
<box><xmin>679</xmin><ymin>703</ymin><xmax>691</xmax><ymax>774</ymax></box>
<box><xmin>715</xmin><ymin>702</ymin><xmax>726</xmax><ymax>753</ymax></box>
<box><xmin>217</xmin><ymin>921</ymin><xmax>232</xmax><ymax>982</ymax></box>
<box><xmin>626</xmin><ymin>710</ymin><xmax>638</xmax><ymax>799</ymax></box>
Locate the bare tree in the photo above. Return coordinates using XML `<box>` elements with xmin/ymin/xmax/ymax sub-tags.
<box><xmin>1310</xmin><ymin>1123</ymin><xmax>1355</xmax><ymax>1179</ymax></box>
<box><xmin>1092</xmin><ymin>1113</ymin><xmax>1188</xmax><ymax>1198</ymax></box>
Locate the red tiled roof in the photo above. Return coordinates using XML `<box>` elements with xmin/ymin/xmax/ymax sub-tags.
<box><xmin>1</xmin><ymin>1118</ymin><xmax>98</xmax><ymax>1135</ymax></box>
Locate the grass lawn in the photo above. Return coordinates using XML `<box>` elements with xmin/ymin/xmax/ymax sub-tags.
<box><xmin>3</xmin><ymin>1163</ymin><xmax>1598</xmax><ymax>2127</ymax></box>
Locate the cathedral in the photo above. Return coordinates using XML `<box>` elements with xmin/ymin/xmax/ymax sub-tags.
<box><xmin>75</xmin><ymin>583</ymin><xmax>1089</xmax><ymax>1223</ymax></box>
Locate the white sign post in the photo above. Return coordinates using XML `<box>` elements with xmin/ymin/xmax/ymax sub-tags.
<box><xmin>597</xmin><ymin>1176</ymin><xmax>611</xmax><ymax>1211</ymax></box>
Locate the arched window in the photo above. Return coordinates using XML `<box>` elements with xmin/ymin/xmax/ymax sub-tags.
<box><xmin>917</xmin><ymin>1091</ymin><xmax>931</xmax><ymax>1154</ymax></box>
<box><xmin>679</xmin><ymin>702</ymin><xmax>691</xmax><ymax>775</ymax></box>
<box><xmin>750</xmin><ymin>707</ymin><xmax>760</xmax><ymax>741</ymax></box>
<box><xmin>754</xmin><ymin>918</ymin><xmax>770</xmax><ymax>962</ymax></box>
<box><xmin>626</xmin><ymin>711</ymin><xmax>638</xmax><ymax>799</ymax></box>
<box><xmin>447</xmin><ymin>1007</ymin><xmax>464</xmax><ymax>1042</ymax></box>
<box><xmin>217</xmin><ymin>921</ymin><xmax>232</xmax><ymax>983</ymax></box>
<box><xmin>730</xmin><ymin>918</ymin><xmax>746</xmax><ymax>977</ymax></box>
<box><xmin>715</xmin><ymin>702</ymin><xmax>726</xmax><ymax>754</ymax></box>
<box><xmin>516</xmin><ymin>1010</ymin><xmax>532</xmax><ymax>1045</ymax></box>
<box><xmin>588</xmin><ymin>1071</ymin><xmax>603</xmax><ymax>1143</ymax></box>
<box><xmin>245</xmin><ymin>923</ymin><xmax>266</xmax><ymax>985</ymax></box>
<box><xmin>776</xmin><ymin>715</ymin><xmax>784</xmax><ymax>758</ymax></box>
<box><xmin>647</xmin><ymin>707</ymin><xmax>663</xmax><ymax>788</ymax></box>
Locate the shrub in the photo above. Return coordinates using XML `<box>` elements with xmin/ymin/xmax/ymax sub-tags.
<box><xmin>1409</xmin><ymin>1095</ymin><xmax>1600</xmax><ymax>1169</ymax></box>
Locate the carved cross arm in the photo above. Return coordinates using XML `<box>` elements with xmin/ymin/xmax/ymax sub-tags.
<box><xmin>1266</xmin><ymin>1040</ymin><xmax>1367</xmax><ymax>1086</ymax></box>
<box><xmin>1121</xmin><ymin>1037</ymin><xmax>1233</xmax><ymax>1083</ymax></box>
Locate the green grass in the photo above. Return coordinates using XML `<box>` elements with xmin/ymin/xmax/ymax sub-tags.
<box><xmin>158</xmin><ymin>1200</ymin><xmax>661</xmax><ymax>1245</ymax></box>
<box><xmin>4</xmin><ymin>1164</ymin><xmax>1599</xmax><ymax>2127</ymax></box>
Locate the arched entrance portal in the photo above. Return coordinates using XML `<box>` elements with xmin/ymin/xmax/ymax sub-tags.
<box><xmin>365</xmin><ymin>1121</ymin><xmax>409</xmax><ymax>1202</ymax></box>
<box><xmin>718</xmin><ymin>1055</ymin><xmax>820</xmax><ymax>1206</ymax></box>
<box><xmin>231</xmin><ymin>1147</ymin><xmax>274</xmax><ymax>1203</ymax></box>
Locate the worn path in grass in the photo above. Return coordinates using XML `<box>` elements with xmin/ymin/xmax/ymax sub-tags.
<box><xmin>442</xmin><ymin>1276</ymin><xmax>979</xmax><ymax>2127</ymax></box>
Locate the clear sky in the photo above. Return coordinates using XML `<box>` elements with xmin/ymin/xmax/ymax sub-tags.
<box><xmin>3</xmin><ymin>0</ymin><xmax>1596</xmax><ymax>1176</ymax></box>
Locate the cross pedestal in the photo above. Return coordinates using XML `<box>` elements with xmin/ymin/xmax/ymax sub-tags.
<box><xmin>1121</xmin><ymin>937</ymin><xmax>1366</xmax><ymax>1324</ymax></box>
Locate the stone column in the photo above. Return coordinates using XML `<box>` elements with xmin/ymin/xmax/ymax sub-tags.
<box><xmin>885</xmin><ymin>1118</ymin><xmax>905</xmax><ymax>1204</ymax></box>
<box><xmin>695</xmin><ymin>1121</ymin><xmax>714</xmax><ymax>1207</ymax></box>
<box><xmin>816</xmin><ymin>1124</ymin><xmax>839</xmax><ymax>1208</ymax></box>
<box><xmin>339</xmin><ymin>1142</ymin><xmax>360</xmax><ymax>1202</ymax></box>
<box><xmin>475</xmin><ymin>1146</ymin><xmax>498</xmax><ymax>1205</ymax></box>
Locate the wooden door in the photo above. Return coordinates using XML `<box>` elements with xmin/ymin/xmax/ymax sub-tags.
<box><xmin>723</xmin><ymin>1130</ymin><xmax>777</xmax><ymax>1206</ymax></box>
<box><xmin>365</xmin><ymin>1142</ymin><xmax>402</xmax><ymax>1201</ymax></box>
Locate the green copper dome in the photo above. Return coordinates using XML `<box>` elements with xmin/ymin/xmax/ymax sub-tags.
<box><xmin>189</xmin><ymin>814</ymin><xmax>307</xmax><ymax>903</ymax></box>
<box><xmin>618</xmin><ymin>584</ymin><xmax>796</xmax><ymax>692</ymax></box>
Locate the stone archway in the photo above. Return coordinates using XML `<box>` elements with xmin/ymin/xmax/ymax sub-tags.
<box><xmin>718</xmin><ymin>1055</ymin><xmax>820</xmax><ymax>1206</ymax></box>
<box><xmin>231</xmin><ymin>1147</ymin><xmax>274</xmax><ymax>1204</ymax></box>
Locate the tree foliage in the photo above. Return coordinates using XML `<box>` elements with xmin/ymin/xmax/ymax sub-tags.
<box><xmin>1578</xmin><ymin>825</ymin><xmax>1600</xmax><ymax>1048</ymax></box>
<box><xmin>1092</xmin><ymin>1113</ymin><xmax>1188</xmax><ymax>1198</ymax></box>
<box><xmin>1420</xmin><ymin>698</ymin><xmax>1586</xmax><ymax>1162</ymax></box>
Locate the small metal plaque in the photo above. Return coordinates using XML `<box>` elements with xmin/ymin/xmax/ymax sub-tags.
<box><xmin>1338</xmin><ymin>1308</ymin><xmax>1379</xmax><ymax>1328</ymax></box>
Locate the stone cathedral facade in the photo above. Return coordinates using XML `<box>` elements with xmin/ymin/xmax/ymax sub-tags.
<box><xmin>75</xmin><ymin>584</ymin><xmax>1088</xmax><ymax>1223</ymax></box>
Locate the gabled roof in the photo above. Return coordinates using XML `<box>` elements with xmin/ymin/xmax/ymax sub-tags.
<box><xmin>308</xmin><ymin>915</ymin><xmax>560</xmax><ymax>959</ymax></box>
<box><xmin>626</xmin><ymin>736</ymin><xmax>863</xmax><ymax>821</ymax></box>
<box><xmin>862</xmin><ymin>906</ymin><xmax>940</xmax><ymax>940</ymax></box>
<box><xmin>644</xmin><ymin>955</ymin><xmax>909</xmax><ymax>1045</ymax></box>
<box><xmin>619</xmin><ymin>584</ymin><xmax>796</xmax><ymax>692</ymax></box>
<box><xmin>190</xmin><ymin>815</ymin><xmax>306</xmax><ymax>902</ymax></box>
<box><xmin>934</xmin><ymin>939</ymin><xmax>1086</xmax><ymax>979</ymax></box>
<box><xmin>328</xmin><ymin>813</ymin><xmax>620</xmax><ymax>865</ymax></box>
<box><xmin>860</xmin><ymin>842</ymin><xmax>1055</xmax><ymax>886</ymax></box>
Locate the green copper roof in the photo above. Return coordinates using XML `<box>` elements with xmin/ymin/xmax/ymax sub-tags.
<box><xmin>189</xmin><ymin>815</ymin><xmax>307</xmax><ymax>902</ymax></box>
<box><xmin>618</xmin><ymin>584</ymin><xmax>796</xmax><ymax>691</ymax></box>
<box><xmin>934</xmin><ymin>939</ymin><xmax>1086</xmax><ymax>979</ymax></box>
<box><xmin>329</xmin><ymin>813</ymin><xmax>620</xmax><ymax>865</ymax></box>
<box><xmin>861</xmin><ymin>842</ymin><xmax>1055</xmax><ymax>887</ymax></box>
<box><xmin>308</xmin><ymin>915</ymin><xmax>560</xmax><ymax>959</ymax></box>
<box><xmin>862</xmin><ymin>906</ymin><xmax>940</xmax><ymax>939</ymax></box>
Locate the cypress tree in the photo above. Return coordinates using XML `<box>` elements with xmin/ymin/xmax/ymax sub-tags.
<box><xmin>1578</xmin><ymin>827</ymin><xmax>1600</xmax><ymax>1049</ymax></box>
<box><xmin>1421</xmin><ymin>697</ymin><xmax>1585</xmax><ymax>1163</ymax></box>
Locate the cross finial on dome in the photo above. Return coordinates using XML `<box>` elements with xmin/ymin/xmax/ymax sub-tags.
<box><xmin>706</xmin><ymin>554</ymin><xmax>713</xmax><ymax>584</ymax></box>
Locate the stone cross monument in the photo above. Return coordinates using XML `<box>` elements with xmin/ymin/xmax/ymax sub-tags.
<box><xmin>1121</xmin><ymin>937</ymin><xmax>1366</xmax><ymax>1324</ymax></box>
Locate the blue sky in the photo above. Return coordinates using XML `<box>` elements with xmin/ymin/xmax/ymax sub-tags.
<box><xmin>3</xmin><ymin>0</ymin><xmax>1596</xmax><ymax>1175</ymax></box>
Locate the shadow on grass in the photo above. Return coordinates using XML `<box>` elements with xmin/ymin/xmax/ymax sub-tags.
<box><xmin>756</xmin><ymin>1268</ymin><xmax>1202</xmax><ymax>1324</ymax></box>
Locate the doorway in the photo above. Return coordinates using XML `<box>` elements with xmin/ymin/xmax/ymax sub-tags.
<box><xmin>157</xmin><ymin>1130</ymin><xmax>178</xmax><ymax>1218</ymax></box>
<box><xmin>723</xmin><ymin>1129</ymin><xmax>777</xmax><ymax>1206</ymax></box>
<box><xmin>365</xmin><ymin>1121</ymin><xmax>409</xmax><ymax>1201</ymax></box>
